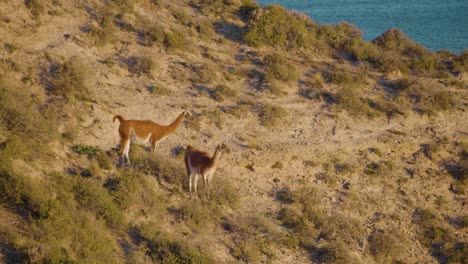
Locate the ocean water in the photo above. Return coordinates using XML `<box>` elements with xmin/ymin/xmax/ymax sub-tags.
<box><xmin>256</xmin><ymin>0</ymin><xmax>468</xmax><ymax>53</ymax></box>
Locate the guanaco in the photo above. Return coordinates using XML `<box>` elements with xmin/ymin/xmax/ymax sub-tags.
<box><xmin>184</xmin><ymin>143</ymin><xmax>228</xmax><ymax>199</ymax></box>
<box><xmin>113</xmin><ymin>111</ymin><xmax>189</xmax><ymax>165</ymax></box>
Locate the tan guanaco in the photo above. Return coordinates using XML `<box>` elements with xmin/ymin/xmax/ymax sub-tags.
<box><xmin>113</xmin><ymin>111</ymin><xmax>189</xmax><ymax>165</ymax></box>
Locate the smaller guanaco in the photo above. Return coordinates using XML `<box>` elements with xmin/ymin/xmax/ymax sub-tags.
<box><xmin>113</xmin><ymin>111</ymin><xmax>190</xmax><ymax>165</ymax></box>
<box><xmin>184</xmin><ymin>143</ymin><xmax>228</xmax><ymax>199</ymax></box>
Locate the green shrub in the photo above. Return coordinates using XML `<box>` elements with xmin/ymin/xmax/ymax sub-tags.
<box><xmin>104</xmin><ymin>171</ymin><xmax>138</xmax><ymax>210</ymax></box>
<box><xmin>73</xmin><ymin>178</ymin><xmax>124</xmax><ymax>228</ymax></box>
<box><xmin>368</xmin><ymin>229</ymin><xmax>405</xmax><ymax>262</ymax></box>
<box><xmin>244</xmin><ymin>5</ymin><xmax>315</xmax><ymax>49</ymax></box>
<box><xmin>369</xmin><ymin>147</ymin><xmax>383</xmax><ymax>157</ymax></box>
<box><xmin>0</xmin><ymin>80</ymin><xmax>55</xmax><ymax>160</ymax></box>
<box><xmin>140</xmin><ymin>154</ymin><xmax>186</xmax><ymax>187</ymax></box>
<box><xmin>259</xmin><ymin>104</ymin><xmax>288</xmax><ymax>128</ymax></box>
<box><xmin>31</xmin><ymin>201</ymin><xmax>120</xmax><ymax>263</ymax></box>
<box><xmin>0</xmin><ymin>169</ymin><xmax>33</xmax><ymax>210</ymax></box>
<box><xmin>72</xmin><ymin>144</ymin><xmax>99</xmax><ymax>157</ymax></box>
<box><xmin>452</xmin><ymin>50</ymin><xmax>468</xmax><ymax>73</ymax></box>
<box><xmin>239</xmin><ymin>0</ymin><xmax>259</xmax><ymax>16</ymax></box>
<box><xmin>392</xmin><ymin>78</ymin><xmax>414</xmax><ymax>92</ymax></box>
<box><xmin>4</xmin><ymin>43</ymin><xmax>17</xmax><ymax>53</ymax></box>
<box><xmin>277</xmin><ymin>207</ymin><xmax>302</xmax><ymax>228</ymax></box>
<box><xmin>128</xmin><ymin>144</ymin><xmax>149</xmax><ymax>166</ymax></box>
<box><xmin>196</xmin><ymin>21</ymin><xmax>216</xmax><ymax>41</ymax></box>
<box><xmin>316</xmin><ymin>241</ymin><xmax>355</xmax><ymax>264</ymax></box>
<box><xmin>26</xmin><ymin>0</ymin><xmax>45</xmax><ymax>18</ymax></box>
<box><xmin>171</xmin><ymin>8</ymin><xmax>192</xmax><ymax>26</ymax></box>
<box><xmin>148</xmin><ymin>83</ymin><xmax>171</xmax><ymax>96</ymax></box>
<box><xmin>344</xmin><ymin>38</ymin><xmax>379</xmax><ymax>63</ymax></box>
<box><xmin>128</xmin><ymin>55</ymin><xmax>156</xmax><ymax>77</ymax></box>
<box><xmin>264</xmin><ymin>54</ymin><xmax>298</xmax><ymax>83</ymax></box>
<box><xmin>212</xmin><ymin>84</ymin><xmax>237</xmax><ymax>102</ymax></box>
<box><xmin>164</xmin><ymin>30</ymin><xmax>188</xmax><ymax>51</ymax></box>
<box><xmin>96</xmin><ymin>151</ymin><xmax>112</xmax><ymax>170</ymax></box>
<box><xmin>336</xmin><ymin>86</ymin><xmax>375</xmax><ymax>117</ymax></box>
<box><xmin>50</xmin><ymin>57</ymin><xmax>91</xmax><ymax>100</ymax></box>
<box><xmin>141</xmin><ymin>22</ymin><xmax>165</xmax><ymax>46</ymax></box>
<box><xmin>227</xmin><ymin>102</ymin><xmax>251</xmax><ymax>119</ymax></box>
<box><xmin>111</xmin><ymin>0</ymin><xmax>135</xmax><ymax>12</ymax></box>
<box><xmin>135</xmin><ymin>224</ymin><xmax>216</xmax><ymax>263</ymax></box>
<box><xmin>308</xmin><ymin>73</ymin><xmax>325</xmax><ymax>88</ymax></box>
<box><xmin>209</xmin><ymin>177</ymin><xmax>239</xmax><ymax>207</ymax></box>
<box><xmin>181</xmin><ymin>200</ymin><xmax>217</xmax><ymax>227</ymax></box>
<box><xmin>324</xmin><ymin>67</ymin><xmax>366</xmax><ymax>87</ymax></box>
<box><xmin>87</xmin><ymin>13</ymin><xmax>117</xmax><ymax>46</ymax></box>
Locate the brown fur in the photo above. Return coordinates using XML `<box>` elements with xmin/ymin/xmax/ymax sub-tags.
<box><xmin>113</xmin><ymin>111</ymin><xmax>189</xmax><ymax>164</ymax></box>
<box><xmin>184</xmin><ymin>143</ymin><xmax>227</xmax><ymax>198</ymax></box>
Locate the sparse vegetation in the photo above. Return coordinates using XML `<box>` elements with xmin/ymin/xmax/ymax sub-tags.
<box><xmin>49</xmin><ymin>56</ymin><xmax>92</xmax><ymax>101</ymax></box>
<box><xmin>148</xmin><ymin>83</ymin><xmax>171</xmax><ymax>96</ymax></box>
<box><xmin>259</xmin><ymin>104</ymin><xmax>288</xmax><ymax>127</ymax></box>
<box><xmin>164</xmin><ymin>30</ymin><xmax>189</xmax><ymax>51</ymax></box>
<box><xmin>0</xmin><ymin>1</ymin><xmax>466</xmax><ymax>263</ymax></box>
<box><xmin>26</xmin><ymin>0</ymin><xmax>45</xmax><ymax>18</ymax></box>
<box><xmin>264</xmin><ymin>54</ymin><xmax>298</xmax><ymax>84</ymax></box>
<box><xmin>128</xmin><ymin>55</ymin><xmax>157</xmax><ymax>77</ymax></box>
<box><xmin>212</xmin><ymin>84</ymin><xmax>237</xmax><ymax>102</ymax></box>
<box><xmin>87</xmin><ymin>12</ymin><xmax>118</xmax><ymax>46</ymax></box>
<box><xmin>4</xmin><ymin>43</ymin><xmax>17</xmax><ymax>53</ymax></box>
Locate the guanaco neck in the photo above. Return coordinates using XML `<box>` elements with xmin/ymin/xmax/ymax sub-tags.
<box><xmin>212</xmin><ymin>147</ymin><xmax>222</xmax><ymax>167</ymax></box>
<box><xmin>160</xmin><ymin>112</ymin><xmax>185</xmax><ymax>137</ymax></box>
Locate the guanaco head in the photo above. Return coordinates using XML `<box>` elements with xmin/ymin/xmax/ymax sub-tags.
<box><xmin>216</xmin><ymin>143</ymin><xmax>230</xmax><ymax>154</ymax></box>
<box><xmin>182</xmin><ymin>110</ymin><xmax>191</xmax><ymax>118</ymax></box>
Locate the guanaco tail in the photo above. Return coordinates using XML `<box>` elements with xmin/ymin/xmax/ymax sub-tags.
<box><xmin>184</xmin><ymin>143</ymin><xmax>228</xmax><ymax>199</ymax></box>
<box><xmin>113</xmin><ymin>111</ymin><xmax>190</xmax><ymax>165</ymax></box>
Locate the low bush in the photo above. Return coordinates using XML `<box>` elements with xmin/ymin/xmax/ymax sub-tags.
<box><xmin>336</xmin><ymin>86</ymin><xmax>377</xmax><ymax>117</ymax></box>
<box><xmin>181</xmin><ymin>200</ymin><xmax>218</xmax><ymax>227</ymax></box>
<box><xmin>209</xmin><ymin>177</ymin><xmax>240</xmax><ymax>207</ymax></box>
<box><xmin>72</xmin><ymin>144</ymin><xmax>99</xmax><ymax>157</ymax></box>
<box><xmin>73</xmin><ymin>178</ymin><xmax>124</xmax><ymax>228</ymax></box>
<box><xmin>4</xmin><ymin>43</ymin><xmax>17</xmax><ymax>53</ymax></box>
<box><xmin>196</xmin><ymin>21</ymin><xmax>216</xmax><ymax>41</ymax></box>
<box><xmin>212</xmin><ymin>84</ymin><xmax>237</xmax><ymax>102</ymax></box>
<box><xmin>140</xmin><ymin>153</ymin><xmax>186</xmax><ymax>188</ymax></box>
<box><xmin>0</xmin><ymin>168</ymin><xmax>35</xmax><ymax>212</ymax></box>
<box><xmin>148</xmin><ymin>83</ymin><xmax>171</xmax><ymax>96</ymax></box>
<box><xmin>264</xmin><ymin>54</ymin><xmax>298</xmax><ymax>84</ymax></box>
<box><xmin>104</xmin><ymin>171</ymin><xmax>138</xmax><ymax>210</ymax></box>
<box><xmin>239</xmin><ymin>0</ymin><xmax>259</xmax><ymax>17</ymax></box>
<box><xmin>164</xmin><ymin>30</ymin><xmax>189</xmax><ymax>51</ymax></box>
<box><xmin>0</xmin><ymin>80</ymin><xmax>55</xmax><ymax>162</ymax></box>
<box><xmin>170</xmin><ymin>8</ymin><xmax>192</xmax><ymax>26</ymax></box>
<box><xmin>244</xmin><ymin>5</ymin><xmax>315</xmax><ymax>49</ymax></box>
<box><xmin>141</xmin><ymin>22</ymin><xmax>165</xmax><ymax>46</ymax></box>
<box><xmin>324</xmin><ymin>67</ymin><xmax>366</xmax><ymax>87</ymax></box>
<box><xmin>277</xmin><ymin>207</ymin><xmax>302</xmax><ymax>228</ymax></box>
<box><xmin>452</xmin><ymin>50</ymin><xmax>468</xmax><ymax>73</ymax></box>
<box><xmin>259</xmin><ymin>104</ymin><xmax>288</xmax><ymax>128</ymax></box>
<box><xmin>368</xmin><ymin>229</ymin><xmax>406</xmax><ymax>262</ymax></box>
<box><xmin>412</xmin><ymin>208</ymin><xmax>466</xmax><ymax>261</ymax></box>
<box><xmin>87</xmin><ymin>12</ymin><xmax>118</xmax><ymax>46</ymax></box>
<box><xmin>315</xmin><ymin>241</ymin><xmax>356</xmax><ymax>264</ymax></box>
<box><xmin>49</xmin><ymin>57</ymin><xmax>92</xmax><ymax>101</ymax></box>
<box><xmin>95</xmin><ymin>151</ymin><xmax>113</xmax><ymax>170</ymax></box>
<box><xmin>26</xmin><ymin>0</ymin><xmax>45</xmax><ymax>18</ymax></box>
<box><xmin>135</xmin><ymin>223</ymin><xmax>216</xmax><ymax>263</ymax></box>
<box><xmin>128</xmin><ymin>55</ymin><xmax>157</xmax><ymax>77</ymax></box>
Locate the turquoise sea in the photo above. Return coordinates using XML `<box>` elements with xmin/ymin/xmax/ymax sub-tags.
<box><xmin>256</xmin><ymin>0</ymin><xmax>468</xmax><ymax>53</ymax></box>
